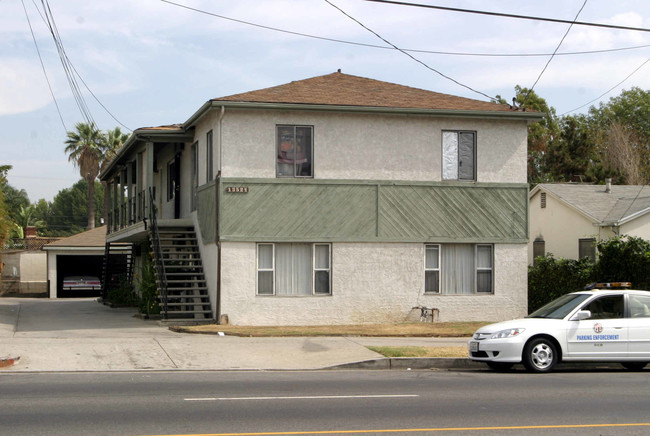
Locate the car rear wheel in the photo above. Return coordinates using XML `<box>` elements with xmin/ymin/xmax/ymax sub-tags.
<box><xmin>486</xmin><ymin>362</ymin><xmax>514</xmax><ymax>371</ymax></box>
<box><xmin>621</xmin><ymin>362</ymin><xmax>647</xmax><ymax>371</ymax></box>
<box><xmin>523</xmin><ymin>338</ymin><xmax>558</xmax><ymax>373</ymax></box>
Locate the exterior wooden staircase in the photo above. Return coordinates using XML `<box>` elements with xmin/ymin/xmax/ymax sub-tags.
<box><xmin>101</xmin><ymin>242</ymin><xmax>135</xmax><ymax>300</ymax></box>
<box><xmin>149</xmin><ymin>222</ymin><xmax>213</xmax><ymax>323</ymax></box>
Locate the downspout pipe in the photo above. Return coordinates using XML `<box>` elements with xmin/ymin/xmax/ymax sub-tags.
<box><xmin>216</xmin><ymin>106</ymin><xmax>225</xmax><ymax>324</ymax></box>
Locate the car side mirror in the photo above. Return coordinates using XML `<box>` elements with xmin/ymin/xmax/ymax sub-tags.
<box><xmin>570</xmin><ymin>310</ymin><xmax>591</xmax><ymax>321</ymax></box>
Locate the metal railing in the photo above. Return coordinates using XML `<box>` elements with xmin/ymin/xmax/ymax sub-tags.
<box><xmin>148</xmin><ymin>187</ymin><xmax>168</xmax><ymax>318</ymax></box>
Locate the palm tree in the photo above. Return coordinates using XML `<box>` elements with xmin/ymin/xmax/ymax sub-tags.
<box><xmin>65</xmin><ymin>122</ymin><xmax>103</xmax><ymax>230</ymax></box>
<box><xmin>100</xmin><ymin>127</ymin><xmax>130</xmax><ymax>225</ymax></box>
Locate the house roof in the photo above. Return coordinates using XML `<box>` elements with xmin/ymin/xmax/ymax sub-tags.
<box><xmin>532</xmin><ymin>183</ymin><xmax>650</xmax><ymax>226</ymax></box>
<box><xmin>212</xmin><ymin>71</ymin><xmax>521</xmax><ymax>113</ymax></box>
<box><xmin>43</xmin><ymin>226</ymin><xmax>107</xmax><ymax>249</ymax></box>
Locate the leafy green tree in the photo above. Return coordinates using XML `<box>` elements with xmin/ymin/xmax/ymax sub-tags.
<box><xmin>1</xmin><ymin>183</ymin><xmax>30</xmax><ymax>223</ymax></box>
<box><xmin>588</xmin><ymin>88</ymin><xmax>650</xmax><ymax>183</ymax></box>
<box><xmin>0</xmin><ymin>165</ymin><xmax>12</xmax><ymax>257</ymax></box>
<box><xmin>100</xmin><ymin>127</ymin><xmax>130</xmax><ymax>224</ymax></box>
<box><xmin>12</xmin><ymin>205</ymin><xmax>46</xmax><ymax>237</ymax></box>
<box><xmin>65</xmin><ymin>122</ymin><xmax>104</xmax><ymax>230</ymax></box>
<box><xmin>48</xmin><ymin>179</ymin><xmax>104</xmax><ymax>236</ymax></box>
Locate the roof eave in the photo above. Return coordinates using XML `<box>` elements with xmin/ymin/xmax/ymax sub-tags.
<box><xmin>100</xmin><ymin>128</ymin><xmax>193</xmax><ymax>180</ymax></box>
<box><xmin>184</xmin><ymin>100</ymin><xmax>543</xmax><ymax>127</ymax></box>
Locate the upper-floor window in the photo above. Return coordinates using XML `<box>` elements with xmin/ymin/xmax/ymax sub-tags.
<box><xmin>277</xmin><ymin>125</ymin><xmax>313</xmax><ymax>178</ymax></box>
<box><xmin>206</xmin><ymin>130</ymin><xmax>213</xmax><ymax>182</ymax></box>
<box><xmin>442</xmin><ymin>131</ymin><xmax>476</xmax><ymax>181</ymax></box>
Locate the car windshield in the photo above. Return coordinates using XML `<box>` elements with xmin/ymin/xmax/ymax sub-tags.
<box><xmin>527</xmin><ymin>293</ymin><xmax>592</xmax><ymax>319</ymax></box>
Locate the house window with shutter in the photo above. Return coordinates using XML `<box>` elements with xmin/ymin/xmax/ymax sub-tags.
<box><xmin>442</xmin><ymin>131</ymin><xmax>476</xmax><ymax>181</ymax></box>
<box><xmin>579</xmin><ymin>238</ymin><xmax>596</xmax><ymax>262</ymax></box>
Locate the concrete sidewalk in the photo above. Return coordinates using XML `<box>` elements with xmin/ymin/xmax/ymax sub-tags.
<box><xmin>0</xmin><ymin>298</ymin><xmax>475</xmax><ymax>372</ymax></box>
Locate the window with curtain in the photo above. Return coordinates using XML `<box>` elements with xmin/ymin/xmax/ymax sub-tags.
<box><xmin>442</xmin><ymin>131</ymin><xmax>476</xmax><ymax>181</ymax></box>
<box><xmin>578</xmin><ymin>238</ymin><xmax>596</xmax><ymax>262</ymax></box>
<box><xmin>277</xmin><ymin>125</ymin><xmax>313</xmax><ymax>177</ymax></box>
<box><xmin>257</xmin><ymin>243</ymin><xmax>331</xmax><ymax>296</ymax></box>
<box><xmin>425</xmin><ymin>243</ymin><xmax>493</xmax><ymax>294</ymax></box>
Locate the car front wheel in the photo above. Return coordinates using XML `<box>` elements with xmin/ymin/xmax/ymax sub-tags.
<box><xmin>523</xmin><ymin>338</ymin><xmax>558</xmax><ymax>373</ymax></box>
<box><xmin>621</xmin><ymin>362</ymin><xmax>647</xmax><ymax>371</ymax></box>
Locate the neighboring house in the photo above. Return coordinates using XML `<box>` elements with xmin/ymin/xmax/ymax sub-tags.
<box><xmin>529</xmin><ymin>182</ymin><xmax>650</xmax><ymax>264</ymax></box>
<box><xmin>0</xmin><ymin>227</ymin><xmax>59</xmax><ymax>296</ymax></box>
<box><xmin>100</xmin><ymin>72</ymin><xmax>542</xmax><ymax>325</ymax></box>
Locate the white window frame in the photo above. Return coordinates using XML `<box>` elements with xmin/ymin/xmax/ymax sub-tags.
<box><xmin>276</xmin><ymin>125</ymin><xmax>314</xmax><ymax>178</ymax></box>
<box><xmin>424</xmin><ymin>243</ymin><xmax>494</xmax><ymax>295</ymax></box>
<box><xmin>256</xmin><ymin>243</ymin><xmax>331</xmax><ymax>296</ymax></box>
<box><xmin>475</xmin><ymin>244</ymin><xmax>493</xmax><ymax>293</ymax></box>
<box><xmin>206</xmin><ymin>130</ymin><xmax>214</xmax><ymax>183</ymax></box>
<box><xmin>424</xmin><ymin>244</ymin><xmax>441</xmax><ymax>294</ymax></box>
<box><xmin>442</xmin><ymin>130</ymin><xmax>476</xmax><ymax>181</ymax></box>
<box><xmin>257</xmin><ymin>243</ymin><xmax>275</xmax><ymax>295</ymax></box>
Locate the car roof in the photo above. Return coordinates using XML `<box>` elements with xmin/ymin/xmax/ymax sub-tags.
<box><xmin>571</xmin><ymin>289</ymin><xmax>650</xmax><ymax>296</ymax></box>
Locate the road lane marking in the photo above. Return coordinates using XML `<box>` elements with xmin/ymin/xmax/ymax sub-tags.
<box><xmin>143</xmin><ymin>422</ymin><xmax>650</xmax><ymax>436</ymax></box>
<box><xmin>184</xmin><ymin>394</ymin><xmax>419</xmax><ymax>401</ymax></box>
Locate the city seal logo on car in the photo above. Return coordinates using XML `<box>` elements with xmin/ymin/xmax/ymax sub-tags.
<box><xmin>593</xmin><ymin>323</ymin><xmax>603</xmax><ymax>334</ymax></box>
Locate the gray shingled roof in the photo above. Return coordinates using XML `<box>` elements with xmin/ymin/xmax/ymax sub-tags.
<box><xmin>536</xmin><ymin>184</ymin><xmax>650</xmax><ymax>225</ymax></box>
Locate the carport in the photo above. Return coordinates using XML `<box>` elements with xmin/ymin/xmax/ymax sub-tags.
<box><xmin>43</xmin><ymin>226</ymin><xmax>107</xmax><ymax>298</ymax></box>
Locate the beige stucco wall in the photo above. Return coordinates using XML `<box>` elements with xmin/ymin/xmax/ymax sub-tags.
<box><xmin>621</xmin><ymin>212</ymin><xmax>650</xmax><ymax>241</ymax></box>
<box><xmin>209</xmin><ymin>109</ymin><xmax>527</xmax><ymax>184</ymax></box>
<box><xmin>219</xmin><ymin>241</ymin><xmax>527</xmax><ymax>325</ymax></box>
<box><xmin>528</xmin><ymin>190</ymin><xmax>615</xmax><ymax>263</ymax></box>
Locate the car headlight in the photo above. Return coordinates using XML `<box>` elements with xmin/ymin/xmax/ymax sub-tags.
<box><xmin>490</xmin><ymin>328</ymin><xmax>525</xmax><ymax>339</ymax></box>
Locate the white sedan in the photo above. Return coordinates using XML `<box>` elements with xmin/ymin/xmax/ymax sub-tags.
<box><xmin>62</xmin><ymin>276</ymin><xmax>102</xmax><ymax>292</ymax></box>
<box><xmin>468</xmin><ymin>287</ymin><xmax>650</xmax><ymax>372</ymax></box>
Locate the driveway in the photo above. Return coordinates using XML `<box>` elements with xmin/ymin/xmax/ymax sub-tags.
<box><xmin>0</xmin><ymin>298</ymin><xmax>382</xmax><ymax>372</ymax></box>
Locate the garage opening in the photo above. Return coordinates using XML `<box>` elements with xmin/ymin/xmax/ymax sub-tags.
<box><xmin>56</xmin><ymin>255</ymin><xmax>104</xmax><ymax>298</ymax></box>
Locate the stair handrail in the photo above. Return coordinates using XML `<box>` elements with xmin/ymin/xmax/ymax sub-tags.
<box><xmin>148</xmin><ymin>187</ymin><xmax>168</xmax><ymax>318</ymax></box>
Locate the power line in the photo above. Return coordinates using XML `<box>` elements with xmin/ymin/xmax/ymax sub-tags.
<box><xmin>324</xmin><ymin>0</ymin><xmax>497</xmax><ymax>101</ymax></box>
<box><xmin>158</xmin><ymin>0</ymin><xmax>650</xmax><ymax>59</ymax></box>
<box><xmin>561</xmin><ymin>57</ymin><xmax>650</xmax><ymax>115</ymax></box>
<box><xmin>523</xmin><ymin>0</ymin><xmax>588</xmax><ymax>106</ymax></box>
<box><xmin>20</xmin><ymin>0</ymin><xmax>67</xmax><ymax>132</ymax></box>
<box><xmin>362</xmin><ymin>0</ymin><xmax>650</xmax><ymax>33</ymax></box>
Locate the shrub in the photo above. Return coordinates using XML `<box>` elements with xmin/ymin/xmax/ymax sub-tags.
<box><xmin>108</xmin><ymin>274</ymin><xmax>137</xmax><ymax>307</ymax></box>
<box><xmin>592</xmin><ymin>236</ymin><xmax>650</xmax><ymax>289</ymax></box>
<box><xmin>136</xmin><ymin>251</ymin><xmax>160</xmax><ymax>317</ymax></box>
<box><xmin>528</xmin><ymin>255</ymin><xmax>593</xmax><ymax>312</ymax></box>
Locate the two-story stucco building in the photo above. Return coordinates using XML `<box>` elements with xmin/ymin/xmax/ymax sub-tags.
<box><xmin>100</xmin><ymin>72</ymin><xmax>542</xmax><ymax>325</ymax></box>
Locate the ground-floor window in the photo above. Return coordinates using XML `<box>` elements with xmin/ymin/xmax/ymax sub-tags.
<box><xmin>257</xmin><ymin>243</ymin><xmax>331</xmax><ymax>296</ymax></box>
<box><xmin>425</xmin><ymin>243</ymin><xmax>493</xmax><ymax>294</ymax></box>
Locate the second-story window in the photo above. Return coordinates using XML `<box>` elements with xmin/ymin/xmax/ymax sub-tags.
<box><xmin>206</xmin><ymin>130</ymin><xmax>213</xmax><ymax>182</ymax></box>
<box><xmin>277</xmin><ymin>125</ymin><xmax>313</xmax><ymax>177</ymax></box>
<box><xmin>442</xmin><ymin>131</ymin><xmax>476</xmax><ymax>181</ymax></box>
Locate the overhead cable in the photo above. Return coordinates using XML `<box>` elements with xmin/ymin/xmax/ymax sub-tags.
<box><xmin>324</xmin><ymin>0</ymin><xmax>497</xmax><ymax>101</ymax></box>
<box><xmin>158</xmin><ymin>0</ymin><xmax>650</xmax><ymax>58</ymax></box>
<box><xmin>561</xmin><ymin>57</ymin><xmax>650</xmax><ymax>115</ymax></box>
<box><xmin>522</xmin><ymin>0</ymin><xmax>588</xmax><ymax>107</ymax></box>
<box><xmin>20</xmin><ymin>0</ymin><xmax>67</xmax><ymax>132</ymax></box>
<box><xmin>362</xmin><ymin>0</ymin><xmax>650</xmax><ymax>33</ymax></box>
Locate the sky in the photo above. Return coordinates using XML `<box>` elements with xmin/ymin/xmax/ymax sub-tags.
<box><xmin>1</xmin><ymin>0</ymin><xmax>649</xmax><ymax>203</ymax></box>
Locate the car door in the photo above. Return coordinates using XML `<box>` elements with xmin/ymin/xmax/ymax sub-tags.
<box><xmin>627</xmin><ymin>294</ymin><xmax>650</xmax><ymax>359</ymax></box>
<box><xmin>566</xmin><ymin>294</ymin><xmax>627</xmax><ymax>359</ymax></box>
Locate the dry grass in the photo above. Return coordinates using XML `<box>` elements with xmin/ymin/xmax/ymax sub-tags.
<box><xmin>171</xmin><ymin>322</ymin><xmax>487</xmax><ymax>337</ymax></box>
<box><xmin>367</xmin><ymin>346</ymin><xmax>467</xmax><ymax>358</ymax></box>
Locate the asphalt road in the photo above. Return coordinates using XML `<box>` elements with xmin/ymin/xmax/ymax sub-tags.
<box><xmin>2</xmin><ymin>369</ymin><xmax>650</xmax><ymax>436</ymax></box>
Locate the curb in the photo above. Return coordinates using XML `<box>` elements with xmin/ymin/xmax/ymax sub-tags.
<box><xmin>330</xmin><ymin>357</ymin><xmax>484</xmax><ymax>370</ymax></box>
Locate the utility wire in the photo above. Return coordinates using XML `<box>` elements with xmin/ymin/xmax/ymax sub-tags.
<box><xmin>324</xmin><ymin>0</ymin><xmax>497</xmax><ymax>101</ymax></box>
<box><xmin>158</xmin><ymin>0</ymin><xmax>650</xmax><ymax>58</ymax></box>
<box><xmin>561</xmin><ymin>57</ymin><xmax>650</xmax><ymax>115</ymax></box>
<box><xmin>522</xmin><ymin>0</ymin><xmax>588</xmax><ymax>107</ymax></box>
<box><xmin>362</xmin><ymin>0</ymin><xmax>650</xmax><ymax>33</ymax></box>
<box><xmin>20</xmin><ymin>0</ymin><xmax>67</xmax><ymax>132</ymax></box>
